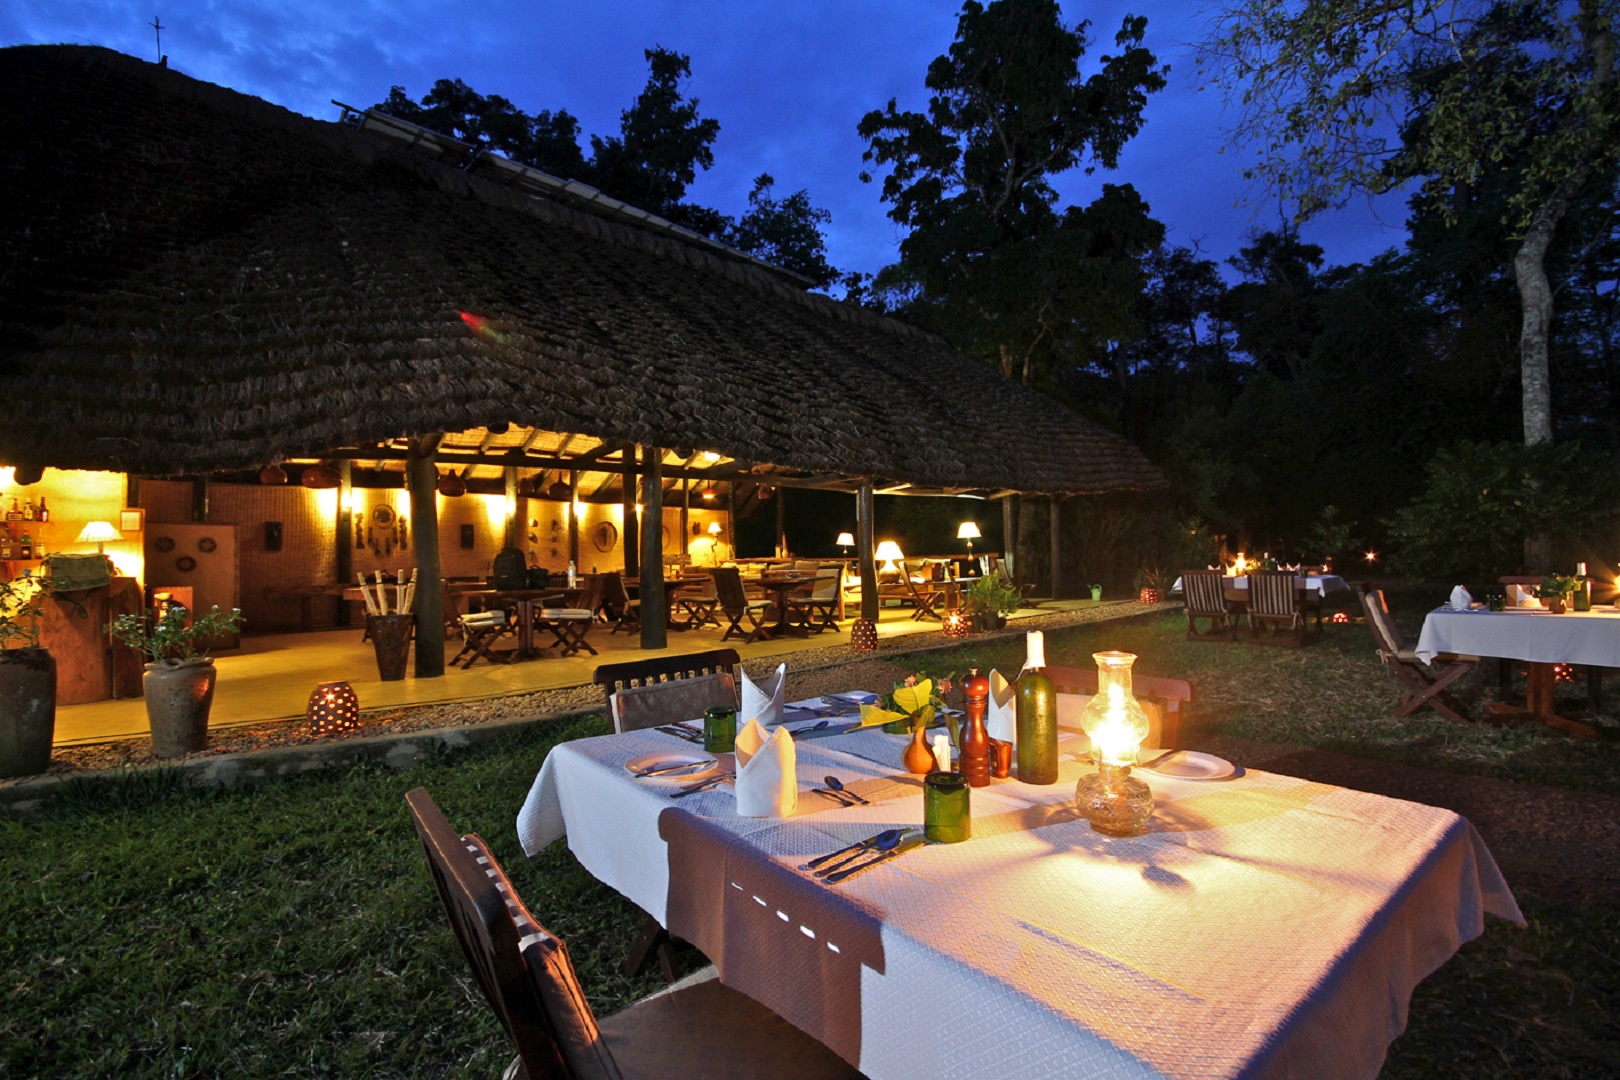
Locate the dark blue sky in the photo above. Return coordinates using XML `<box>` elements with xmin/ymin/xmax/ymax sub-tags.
<box><xmin>5</xmin><ymin>1</ymin><xmax>1413</xmax><ymax>281</ymax></box>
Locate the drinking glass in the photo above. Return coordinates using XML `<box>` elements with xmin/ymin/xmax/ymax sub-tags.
<box><xmin>1487</xmin><ymin>594</ymin><xmax>1506</xmax><ymax>612</ymax></box>
<box><xmin>703</xmin><ymin>706</ymin><xmax>737</xmax><ymax>753</ymax></box>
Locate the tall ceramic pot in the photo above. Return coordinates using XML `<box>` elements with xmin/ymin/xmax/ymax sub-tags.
<box><xmin>144</xmin><ymin>658</ymin><xmax>217</xmax><ymax>758</ymax></box>
<box><xmin>0</xmin><ymin>647</ymin><xmax>56</xmax><ymax>777</ymax></box>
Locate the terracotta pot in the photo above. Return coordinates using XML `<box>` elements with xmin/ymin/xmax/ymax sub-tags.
<box><xmin>902</xmin><ymin>724</ymin><xmax>936</xmax><ymax>775</ymax></box>
<box><xmin>1548</xmin><ymin>598</ymin><xmax>1567</xmax><ymax>614</ymax></box>
<box><xmin>0</xmin><ymin>647</ymin><xmax>56</xmax><ymax>778</ymax></box>
<box><xmin>144</xmin><ymin>659</ymin><xmax>216</xmax><ymax>758</ymax></box>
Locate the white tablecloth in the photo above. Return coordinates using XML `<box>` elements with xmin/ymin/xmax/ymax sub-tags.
<box><xmin>1413</xmin><ymin>606</ymin><xmax>1620</xmax><ymax>666</ymax></box>
<box><xmin>1170</xmin><ymin>574</ymin><xmax>1348</xmax><ymax>598</ymax></box>
<box><xmin>517</xmin><ymin>705</ymin><xmax>1520</xmax><ymax>1080</ymax></box>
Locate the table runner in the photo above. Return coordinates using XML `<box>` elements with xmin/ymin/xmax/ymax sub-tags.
<box><xmin>1413</xmin><ymin>606</ymin><xmax>1620</xmax><ymax>666</ymax></box>
<box><xmin>517</xmin><ymin>706</ymin><xmax>1520</xmax><ymax>1080</ymax></box>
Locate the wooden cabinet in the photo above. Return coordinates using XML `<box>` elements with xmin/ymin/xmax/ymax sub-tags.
<box><xmin>36</xmin><ymin>576</ymin><xmax>143</xmax><ymax>704</ymax></box>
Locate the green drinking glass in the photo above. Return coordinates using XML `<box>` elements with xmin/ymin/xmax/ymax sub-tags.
<box><xmin>703</xmin><ymin>706</ymin><xmax>737</xmax><ymax>754</ymax></box>
<box><xmin>923</xmin><ymin>771</ymin><xmax>971</xmax><ymax>843</ymax></box>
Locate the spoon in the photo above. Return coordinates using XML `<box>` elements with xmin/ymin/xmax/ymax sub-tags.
<box><xmin>800</xmin><ymin>827</ymin><xmax>904</xmax><ymax>871</ymax></box>
<box><xmin>822</xmin><ymin>775</ymin><xmax>870</xmax><ymax>805</ymax></box>
<box><xmin>813</xmin><ymin>829</ymin><xmax>907</xmax><ymax>877</ymax></box>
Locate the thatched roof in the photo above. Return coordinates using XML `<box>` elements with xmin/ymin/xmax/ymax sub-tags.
<box><xmin>0</xmin><ymin>45</ymin><xmax>1163</xmax><ymax>496</ymax></box>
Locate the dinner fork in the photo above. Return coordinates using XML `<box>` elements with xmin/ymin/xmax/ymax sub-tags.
<box><xmin>669</xmin><ymin>772</ymin><xmax>733</xmax><ymax>798</ymax></box>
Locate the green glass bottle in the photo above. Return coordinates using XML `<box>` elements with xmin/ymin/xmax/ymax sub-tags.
<box><xmin>1015</xmin><ymin>630</ymin><xmax>1058</xmax><ymax>784</ymax></box>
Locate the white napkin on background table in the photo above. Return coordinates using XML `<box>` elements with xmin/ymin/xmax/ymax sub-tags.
<box><xmin>733</xmin><ymin>718</ymin><xmax>797</xmax><ymax>817</ymax></box>
<box><xmin>986</xmin><ymin>669</ymin><xmax>1017</xmax><ymax>743</ymax></box>
<box><xmin>1509</xmin><ymin>584</ymin><xmax>1542</xmax><ymax>609</ymax></box>
<box><xmin>1449</xmin><ymin>585</ymin><xmax>1473</xmax><ymax>610</ymax></box>
<box><xmin>741</xmin><ymin>662</ymin><xmax>786</xmax><ymax>726</ymax></box>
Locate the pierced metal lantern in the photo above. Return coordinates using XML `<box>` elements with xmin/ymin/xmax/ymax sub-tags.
<box><xmin>1331</xmin><ymin>611</ymin><xmax>1350</xmax><ymax>625</ymax></box>
<box><xmin>1138</xmin><ymin>587</ymin><xmax>1159</xmax><ymax>605</ymax></box>
<box><xmin>306</xmin><ymin>680</ymin><xmax>361</xmax><ymax>736</ymax></box>
<box><xmin>941</xmin><ymin>610</ymin><xmax>969</xmax><ymax>639</ymax></box>
<box><xmin>850</xmin><ymin>618</ymin><xmax>878</xmax><ymax>652</ymax></box>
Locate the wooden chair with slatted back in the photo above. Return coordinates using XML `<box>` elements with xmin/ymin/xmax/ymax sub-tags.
<box><xmin>1181</xmin><ymin>570</ymin><xmax>1236</xmax><ymax>642</ymax></box>
<box><xmin>787</xmin><ymin>565</ymin><xmax>843</xmax><ymax>633</ymax></box>
<box><xmin>712</xmin><ymin>567</ymin><xmax>769</xmax><ymax>643</ymax></box>
<box><xmin>1357</xmin><ymin>585</ymin><xmax>1477</xmax><ymax>723</ymax></box>
<box><xmin>1046</xmin><ymin>665</ymin><xmax>1194</xmax><ymax>749</ymax></box>
<box><xmin>600</xmin><ymin>572</ymin><xmax>642</xmax><ymax>635</ymax></box>
<box><xmin>404</xmin><ymin>789</ymin><xmax>865</xmax><ymax>1080</ymax></box>
<box><xmin>1247</xmin><ymin>570</ymin><xmax>1308</xmax><ymax>647</ymax></box>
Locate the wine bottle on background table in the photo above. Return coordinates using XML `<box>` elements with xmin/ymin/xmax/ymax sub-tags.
<box><xmin>1016</xmin><ymin>631</ymin><xmax>1058</xmax><ymax>784</ymax></box>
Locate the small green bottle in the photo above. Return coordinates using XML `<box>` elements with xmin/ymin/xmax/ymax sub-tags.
<box><xmin>1015</xmin><ymin>630</ymin><xmax>1058</xmax><ymax>784</ymax></box>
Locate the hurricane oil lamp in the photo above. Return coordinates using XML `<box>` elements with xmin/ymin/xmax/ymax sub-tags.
<box><xmin>1074</xmin><ymin>651</ymin><xmax>1153</xmax><ymax>837</ymax></box>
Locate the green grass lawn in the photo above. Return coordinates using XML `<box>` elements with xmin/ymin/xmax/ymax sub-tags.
<box><xmin>3</xmin><ymin>600</ymin><xmax>1616</xmax><ymax>1078</ymax></box>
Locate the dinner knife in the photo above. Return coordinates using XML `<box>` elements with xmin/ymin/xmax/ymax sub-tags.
<box><xmin>669</xmin><ymin>773</ymin><xmax>733</xmax><ymax>798</ymax></box>
<box><xmin>799</xmin><ymin>828</ymin><xmax>905</xmax><ymax>871</ymax></box>
<box><xmin>823</xmin><ymin>838</ymin><xmax>926</xmax><ymax>884</ymax></box>
<box><xmin>632</xmin><ymin>759</ymin><xmax>715</xmax><ymax>778</ymax></box>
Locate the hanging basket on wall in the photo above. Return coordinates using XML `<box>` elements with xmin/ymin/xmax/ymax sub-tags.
<box><xmin>258</xmin><ymin>464</ymin><xmax>288</xmax><ymax>485</ymax></box>
<box><xmin>300</xmin><ymin>464</ymin><xmax>340</xmax><ymax>489</ymax></box>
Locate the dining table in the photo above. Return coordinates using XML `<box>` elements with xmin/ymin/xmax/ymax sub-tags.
<box><xmin>1414</xmin><ymin>604</ymin><xmax>1620</xmax><ymax>739</ymax></box>
<box><xmin>517</xmin><ymin>696</ymin><xmax>1521</xmax><ymax>1080</ymax></box>
<box><xmin>754</xmin><ymin>572</ymin><xmax>815</xmax><ymax>638</ymax></box>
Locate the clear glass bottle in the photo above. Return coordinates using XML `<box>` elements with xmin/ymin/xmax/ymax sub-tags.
<box><xmin>1015</xmin><ymin>631</ymin><xmax>1058</xmax><ymax>784</ymax></box>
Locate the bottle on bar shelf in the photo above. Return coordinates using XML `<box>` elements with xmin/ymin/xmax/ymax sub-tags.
<box><xmin>36</xmin><ymin>496</ymin><xmax>48</xmax><ymax>523</ymax></box>
<box><xmin>22</xmin><ymin>498</ymin><xmax>34</xmax><ymax>521</ymax></box>
<box><xmin>19</xmin><ymin>531</ymin><xmax>32</xmax><ymax>559</ymax></box>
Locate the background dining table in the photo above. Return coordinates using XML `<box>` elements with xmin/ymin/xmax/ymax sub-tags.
<box><xmin>1415</xmin><ymin>604</ymin><xmax>1620</xmax><ymax>738</ymax></box>
<box><xmin>517</xmin><ymin>697</ymin><xmax>1521</xmax><ymax>1080</ymax></box>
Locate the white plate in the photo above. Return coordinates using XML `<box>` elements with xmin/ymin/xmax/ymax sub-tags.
<box><xmin>624</xmin><ymin>751</ymin><xmax>719</xmax><ymax>782</ymax></box>
<box><xmin>1140</xmin><ymin>750</ymin><xmax>1235</xmax><ymax>781</ymax></box>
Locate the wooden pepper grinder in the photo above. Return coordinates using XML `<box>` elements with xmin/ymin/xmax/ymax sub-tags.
<box><xmin>960</xmin><ymin>667</ymin><xmax>991</xmax><ymax>787</ymax></box>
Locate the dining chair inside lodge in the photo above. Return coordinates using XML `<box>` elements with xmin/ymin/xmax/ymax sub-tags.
<box><xmin>404</xmin><ymin>789</ymin><xmax>865</xmax><ymax>1080</ymax></box>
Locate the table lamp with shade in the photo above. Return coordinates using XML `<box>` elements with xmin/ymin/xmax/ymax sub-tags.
<box><xmin>874</xmin><ymin>540</ymin><xmax>905</xmax><ymax>576</ymax></box>
<box><xmin>75</xmin><ymin>520</ymin><xmax>124</xmax><ymax>554</ymax></box>
<box><xmin>957</xmin><ymin>521</ymin><xmax>980</xmax><ymax>556</ymax></box>
<box><xmin>835</xmin><ymin>531</ymin><xmax>855</xmax><ymax>558</ymax></box>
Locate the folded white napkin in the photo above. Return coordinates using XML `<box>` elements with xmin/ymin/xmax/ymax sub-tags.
<box><xmin>1449</xmin><ymin>585</ymin><xmax>1473</xmax><ymax>610</ymax></box>
<box><xmin>740</xmin><ymin>662</ymin><xmax>786</xmax><ymax>727</ymax></box>
<box><xmin>986</xmin><ymin>669</ymin><xmax>1017</xmax><ymax>743</ymax></box>
<box><xmin>1509</xmin><ymin>584</ymin><xmax>1542</xmax><ymax>609</ymax></box>
<box><xmin>733</xmin><ymin>719</ymin><xmax>797</xmax><ymax>817</ymax></box>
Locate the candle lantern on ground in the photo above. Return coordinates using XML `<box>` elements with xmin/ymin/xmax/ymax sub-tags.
<box><xmin>306</xmin><ymin>680</ymin><xmax>360</xmax><ymax>735</ymax></box>
<box><xmin>1074</xmin><ymin>651</ymin><xmax>1153</xmax><ymax>837</ymax></box>
<box><xmin>942</xmin><ymin>610</ymin><xmax>969</xmax><ymax>638</ymax></box>
<box><xmin>850</xmin><ymin>618</ymin><xmax>878</xmax><ymax>652</ymax></box>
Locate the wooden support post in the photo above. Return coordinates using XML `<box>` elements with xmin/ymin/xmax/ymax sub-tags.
<box><xmin>1049</xmin><ymin>497</ymin><xmax>1063</xmax><ymax>600</ymax></box>
<box><xmin>191</xmin><ymin>477</ymin><xmax>209</xmax><ymax>523</ymax></box>
<box><xmin>639</xmin><ymin>450</ymin><xmax>667</xmax><ymax>650</ymax></box>
<box><xmin>336</xmin><ymin>462</ymin><xmax>353</xmax><ymax>627</ymax></box>
<box><xmin>407</xmin><ymin>436</ymin><xmax>445</xmax><ymax>678</ymax></box>
<box><xmin>567</xmin><ymin>468</ymin><xmax>580</xmax><ymax>568</ymax></box>
<box><xmin>858</xmin><ymin>482</ymin><xmax>878</xmax><ymax>622</ymax></box>
<box><xmin>504</xmin><ymin>466</ymin><xmax>519</xmax><ymax>550</ymax></box>
<box><xmin>621</xmin><ymin>443</ymin><xmax>639</xmax><ymax>580</ymax></box>
<box><xmin>1002</xmin><ymin>496</ymin><xmax>1016</xmax><ymax>579</ymax></box>
<box><xmin>776</xmin><ymin>486</ymin><xmax>787</xmax><ymax>557</ymax></box>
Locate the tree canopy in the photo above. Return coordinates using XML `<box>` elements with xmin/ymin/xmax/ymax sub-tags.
<box><xmin>857</xmin><ymin>0</ymin><xmax>1168</xmax><ymax>388</ymax></box>
<box><xmin>372</xmin><ymin>48</ymin><xmax>838</xmax><ymax>284</ymax></box>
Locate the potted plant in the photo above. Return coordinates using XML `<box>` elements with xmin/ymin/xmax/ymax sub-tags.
<box><xmin>963</xmin><ymin>575</ymin><xmax>1020</xmax><ymax>631</ymax></box>
<box><xmin>1539</xmin><ymin>575</ymin><xmax>1576</xmax><ymax>614</ymax></box>
<box><xmin>0</xmin><ymin>573</ymin><xmax>60</xmax><ymax>777</ymax></box>
<box><xmin>108</xmin><ymin>603</ymin><xmax>244</xmax><ymax>757</ymax></box>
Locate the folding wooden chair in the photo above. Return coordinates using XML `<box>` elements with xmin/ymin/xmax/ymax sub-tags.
<box><xmin>404</xmin><ymin>789</ymin><xmax>863</xmax><ymax>1080</ymax></box>
<box><xmin>1247</xmin><ymin>570</ymin><xmax>1308</xmax><ymax>647</ymax></box>
<box><xmin>1181</xmin><ymin>570</ymin><xmax>1237</xmax><ymax>642</ymax></box>
<box><xmin>534</xmin><ymin>606</ymin><xmax>598</xmax><ymax>657</ymax></box>
<box><xmin>450</xmin><ymin>609</ymin><xmax>516</xmax><ymax>668</ymax></box>
<box><xmin>787</xmin><ymin>565</ymin><xmax>843</xmax><ymax>633</ymax></box>
<box><xmin>898</xmin><ymin>560</ymin><xmax>944</xmax><ymax>621</ymax></box>
<box><xmin>1358</xmin><ymin>585</ymin><xmax>1478</xmax><ymax>722</ymax></box>
<box><xmin>712</xmin><ymin>567</ymin><xmax>769</xmax><ymax>643</ymax></box>
<box><xmin>601</xmin><ymin>572</ymin><xmax>642</xmax><ymax>635</ymax></box>
<box><xmin>674</xmin><ymin>578</ymin><xmax>721</xmax><ymax>629</ymax></box>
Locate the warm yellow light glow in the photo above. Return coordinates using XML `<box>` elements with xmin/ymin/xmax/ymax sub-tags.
<box><xmin>0</xmin><ymin>467</ymin><xmax>13</xmax><ymax>488</ymax></box>
<box><xmin>956</xmin><ymin>522</ymin><xmax>981</xmax><ymax>541</ymax></box>
<box><xmin>874</xmin><ymin>540</ymin><xmax>904</xmax><ymax>573</ymax></box>
<box><xmin>1231</xmin><ymin>552</ymin><xmax>1248</xmax><ymax>575</ymax></box>
<box><xmin>1365</xmin><ymin>550</ymin><xmax>1377</xmax><ymax>563</ymax></box>
<box><xmin>708</xmin><ymin>522</ymin><xmax>723</xmax><ymax>536</ymax></box>
<box><xmin>1077</xmin><ymin>651</ymin><xmax>1152</xmax><ymax>767</ymax></box>
<box><xmin>835</xmin><ymin>531</ymin><xmax>855</xmax><ymax>548</ymax></box>
<box><xmin>482</xmin><ymin>493</ymin><xmax>507</xmax><ymax>533</ymax></box>
<box><xmin>75</xmin><ymin>521</ymin><xmax>124</xmax><ymax>552</ymax></box>
<box><xmin>314</xmin><ymin>486</ymin><xmax>339</xmax><ymax>522</ymax></box>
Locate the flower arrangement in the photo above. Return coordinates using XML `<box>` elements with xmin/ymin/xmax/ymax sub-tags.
<box><xmin>108</xmin><ymin>603</ymin><xmax>245</xmax><ymax>666</ymax></box>
<box><xmin>857</xmin><ymin>673</ymin><xmax>960</xmax><ymax>744</ymax></box>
